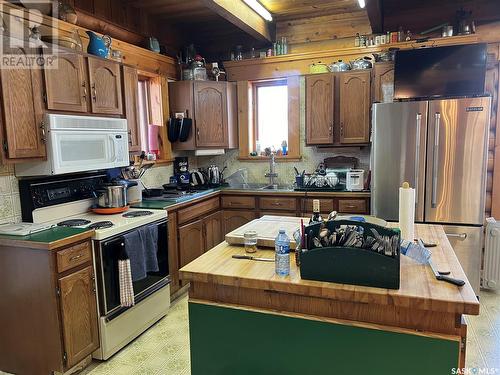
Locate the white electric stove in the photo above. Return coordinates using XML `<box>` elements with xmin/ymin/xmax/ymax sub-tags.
<box><xmin>19</xmin><ymin>173</ymin><xmax>171</xmax><ymax>361</ymax></box>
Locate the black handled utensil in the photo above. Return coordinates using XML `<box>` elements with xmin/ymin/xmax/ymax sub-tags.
<box><xmin>232</xmin><ymin>254</ymin><xmax>274</xmax><ymax>262</ymax></box>
<box><xmin>428</xmin><ymin>258</ymin><xmax>465</xmax><ymax>287</ymax></box>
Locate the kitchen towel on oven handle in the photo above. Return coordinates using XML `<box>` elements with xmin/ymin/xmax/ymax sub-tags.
<box><xmin>118</xmin><ymin>257</ymin><xmax>135</xmax><ymax>307</ymax></box>
<box><xmin>123</xmin><ymin>225</ymin><xmax>159</xmax><ymax>282</ymax></box>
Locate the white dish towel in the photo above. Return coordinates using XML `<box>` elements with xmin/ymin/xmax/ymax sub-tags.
<box><xmin>118</xmin><ymin>259</ymin><xmax>135</xmax><ymax>307</ymax></box>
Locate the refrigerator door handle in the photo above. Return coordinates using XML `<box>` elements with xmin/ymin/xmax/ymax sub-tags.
<box><xmin>445</xmin><ymin>232</ymin><xmax>468</xmax><ymax>240</ymax></box>
<box><xmin>431</xmin><ymin>113</ymin><xmax>441</xmax><ymax>208</ymax></box>
<box><xmin>414</xmin><ymin>113</ymin><xmax>422</xmax><ymax>205</ymax></box>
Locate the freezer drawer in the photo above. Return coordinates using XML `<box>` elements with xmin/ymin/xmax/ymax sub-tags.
<box><xmin>442</xmin><ymin>225</ymin><xmax>482</xmax><ymax>295</ymax></box>
<box><xmin>425</xmin><ymin>97</ymin><xmax>490</xmax><ymax>225</ymax></box>
<box><xmin>371</xmin><ymin>101</ymin><xmax>428</xmax><ymax>221</ymax></box>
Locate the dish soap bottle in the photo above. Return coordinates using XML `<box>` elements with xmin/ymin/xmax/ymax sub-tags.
<box><xmin>275</xmin><ymin>229</ymin><xmax>290</xmax><ymax>276</ymax></box>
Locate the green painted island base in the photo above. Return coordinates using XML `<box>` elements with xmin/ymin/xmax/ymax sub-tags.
<box><xmin>189</xmin><ymin>302</ymin><xmax>460</xmax><ymax>375</ymax></box>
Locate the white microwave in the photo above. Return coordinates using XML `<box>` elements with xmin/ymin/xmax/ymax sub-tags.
<box><xmin>16</xmin><ymin>114</ymin><xmax>130</xmax><ymax>176</ymax></box>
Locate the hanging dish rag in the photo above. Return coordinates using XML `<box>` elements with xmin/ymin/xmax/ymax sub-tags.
<box><xmin>118</xmin><ymin>258</ymin><xmax>135</xmax><ymax>307</ymax></box>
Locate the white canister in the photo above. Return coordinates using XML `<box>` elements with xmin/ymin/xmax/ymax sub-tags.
<box><xmin>127</xmin><ymin>179</ymin><xmax>142</xmax><ymax>204</ymax></box>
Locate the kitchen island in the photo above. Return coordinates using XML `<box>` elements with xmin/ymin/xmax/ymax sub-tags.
<box><xmin>180</xmin><ymin>218</ymin><xmax>479</xmax><ymax>375</ymax></box>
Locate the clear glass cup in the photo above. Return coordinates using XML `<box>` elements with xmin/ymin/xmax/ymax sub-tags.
<box><xmin>244</xmin><ymin>230</ymin><xmax>258</xmax><ymax>253</ymax></box>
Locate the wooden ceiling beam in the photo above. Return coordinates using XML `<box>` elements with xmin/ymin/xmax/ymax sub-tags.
<box><xmin>366</xmin><ymin>0</ymin><xmax>383</xmax><ymax>33</ymax></box>
<box><xmin>200</xmin><ymin>0</ymin><xmax>274</xmax><ymax>42</ymax></box>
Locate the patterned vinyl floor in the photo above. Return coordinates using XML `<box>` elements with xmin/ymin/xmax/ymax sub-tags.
<box><xmin>81</xmin><ymin>290</ymin><xmax>500</xmax><ymax>375</ymax></box>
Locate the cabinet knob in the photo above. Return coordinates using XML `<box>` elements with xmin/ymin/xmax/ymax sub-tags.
<box><xmin>82</xmin><ymin>81</ymin><xmax>87</xmax><ymax>101</ymax></box>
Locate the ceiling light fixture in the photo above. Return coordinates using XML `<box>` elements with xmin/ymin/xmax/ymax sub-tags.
<box><xmin>358</xmin><ymin>0</ymin><xmax>366</xmax><ymax>8</ymax></box>
<box><xmin>243</xmin><ymin>0</ymin><xmax>273</xmax><ymax>21</ymax></box>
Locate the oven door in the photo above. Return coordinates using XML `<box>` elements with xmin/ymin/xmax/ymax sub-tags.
<box><xmin>95</xmin><ymin>219</ymin><xmax>170</xmax><ymax>318</ymax></box>
<box><xmin>50</xmin><ymin>130</ymin><xmax>129</xmax><ymax>175</ymax></box>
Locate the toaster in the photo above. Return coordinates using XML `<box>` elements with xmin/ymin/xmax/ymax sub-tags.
<box><xmin>346</xmin><ymin>169</ymin><xmax>365</xmax><ymax>191</ymax></box>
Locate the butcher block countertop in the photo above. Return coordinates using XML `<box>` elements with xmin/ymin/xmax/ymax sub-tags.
<box><xmin>180</xmin><ymin>218</ymin><xmax>479</xmax><ymax>316</ymax></box>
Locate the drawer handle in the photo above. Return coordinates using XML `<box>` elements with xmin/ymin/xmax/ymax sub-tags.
<box><xmin>272</xmin><ymin>202</ymin><xmax>282</xmax><ymax>206</ymax></box>
<box><xmin>69</xmin><ymin>253</ymin><xmax>83</xmax><ymax>262</ymax></box>
<box><xmin>445</xmin><ymin>233</ymin><xmax>467</xmax><ymax>241</ymax></box>
<box><xmin>229</xmin><ymin>201</ymin><xmax>242</xmax><ymax>206</ymax></box>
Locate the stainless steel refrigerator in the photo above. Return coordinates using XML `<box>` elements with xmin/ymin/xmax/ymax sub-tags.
<box><xmin>371</xmin><ymin>97</ymin><xmax>491</xmax><ymax>294</ymax></box>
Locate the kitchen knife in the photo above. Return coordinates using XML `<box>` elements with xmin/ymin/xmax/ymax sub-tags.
<box><xmin>232</xmin><ymin>254</ymin><xmax>274</xmax><ymax>262</ymax></box>
<box><xmin>428</xmin><ymin>258</ymin><xmax>465</xmax><ymax>286</ymax></box>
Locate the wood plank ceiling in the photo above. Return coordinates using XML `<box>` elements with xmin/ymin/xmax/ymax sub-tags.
<box><xmin>130</xmin><ymin>0</ymin><xmax>270</xmax><ymax>59</ymax></box>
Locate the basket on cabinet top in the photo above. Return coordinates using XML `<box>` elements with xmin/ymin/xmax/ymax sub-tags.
<box><xmin>299</xmin><ymin>220</ymin><xmax>401</xmax><ymax>289</ymax></box>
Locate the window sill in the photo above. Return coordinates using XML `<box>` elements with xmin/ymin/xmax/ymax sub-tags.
<box><xmin>237</xmin><ymin>155</ymin><xmax>302</xmax><ymax>162</ymax></box>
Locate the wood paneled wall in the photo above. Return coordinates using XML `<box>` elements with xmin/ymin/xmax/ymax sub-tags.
<box><xmin>485</xmin><ymin>45</ymin><xmax>498</xmax><ymax>218</ymax></box>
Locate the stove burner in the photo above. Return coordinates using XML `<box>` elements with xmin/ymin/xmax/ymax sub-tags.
<box><xmin>57</xmin><ymin>219</ymin><xmax>91</xmax><ymax>227</ymax></box>
<box><xmin>122</xmin><ymin>210</ymin><xmax>153</xmax><ymax>218</ymax></box>
<box><xmin>88</xmin><ymin>221</ymin><xmax>114</xmax><ymax>230</ymax></box>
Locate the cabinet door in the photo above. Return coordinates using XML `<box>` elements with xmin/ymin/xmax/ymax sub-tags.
<box><xmin>58</xmin><ymin>266</ymin><xmax>98</xmax><ymax>368</ymax></box>
<box><xmin>178</xmin><ymin>219</ymin><xmax>204</xmax><ymax>267</ymax></box>
<box><xmin>44</xmin><ymin>53</ymin><xmax>88</xmax><ymax>112</ymax></box>
<box><xmin>148</xmin><ymin>77</ymin><xmax>163</xmax><ymax>126</ymax></box>
<box><xmin>88</xmin><ymin>57</ymin><xmax>123</xmax><ymax>115</ymax></box>
<box><xmin>306</xmin><ymin>74</ymin><xmax>334</xmax><ymax>145</ymax></box>
<box><xmin>339</xmin><ymin>71</ymin><xmax>370</xmax><ymax>144</ymax></box>
<box><xmin>0</xmin><ymin>46</ymin><xmax>46</xmax><ymax>159</ymax></box>
<box><xmin>203</xmin><ymin>211</ymin><xmax>223</xmax><ymax>251</ymax></box>
<box><xmin>372</xmin><ymin>62</ymin><xmax>394</xmax><ymax>103</ymax></box>
<box><xmin>122</xmin><ymin>66</ymin><xmax>141</xmax><ymax>152</ymax></box>
<box><xmin>223</xmin><ymin>210</ymin><xmax>257</xmax><ymax>235</ymax></box>
<box><xmin>194</xmin><ymin>82</ymin><xmax>228</xmax><ymax>147</ymax></box>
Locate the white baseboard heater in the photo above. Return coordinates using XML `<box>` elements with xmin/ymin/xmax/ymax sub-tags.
<box><xmin>483</xmin><ymin>218</ymin><xmax>500</xmax><ymax>290</ymax></box>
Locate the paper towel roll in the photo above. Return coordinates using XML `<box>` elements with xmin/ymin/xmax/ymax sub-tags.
<box><xmin>399</xmin><ymin>182</ymin><xmax>415</xmax><ymax>241</ymax></box>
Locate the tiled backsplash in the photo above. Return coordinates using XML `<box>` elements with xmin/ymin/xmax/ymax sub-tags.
<box><xmin>0</xmin><ymin>165</ymin><xmax>21</xmax><ymax>224</ymax></box>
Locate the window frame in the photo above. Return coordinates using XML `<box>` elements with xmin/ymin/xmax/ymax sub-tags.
<box><xmin>238</xmin><ymin>76</ymin><xmax>301</xmax><ymax>162</ymax></box>
<box><xmin>252</xmin><ymin>78</ymin><xmax>288</xmax><ymax>152</ymax></box>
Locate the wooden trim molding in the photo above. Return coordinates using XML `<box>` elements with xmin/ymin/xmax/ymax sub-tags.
<box><xmin>224</xmin><ymin>34</ymin><xmax>479</xmax><ymax>81</ymax></box>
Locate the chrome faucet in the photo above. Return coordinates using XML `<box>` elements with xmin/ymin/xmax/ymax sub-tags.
<box><xmin>265</xmin><ymin>153</ymin><xmax>278</xmax><ymax>189</ymax></box>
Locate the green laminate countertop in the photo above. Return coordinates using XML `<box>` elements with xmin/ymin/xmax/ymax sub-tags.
<box><xmin>132</xmin><ymin>187</ymin><xmax>371</xmax><ymax>211</ymax></box>
<box><xmin>0</xmin><ymin>227</ymin><xmax>94</xmax><ymax>250</ymax></box>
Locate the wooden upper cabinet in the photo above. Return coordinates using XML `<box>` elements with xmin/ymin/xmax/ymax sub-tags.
<box><xmin>122</xmin><ymin>66</ymin><xmax>140</xmax><ymax>152</ymax></box>
<box><xmin>194</xmin><ymin>81</ymin><xmax>228</xmax><ymax>148</ymax></box>
<box><xmin>339</xmin><ymin>70</ymin><xmax>371</xmax><ymax>144</ymax></box>
<box><xmin>58</xmin><ymin>265</ymin><xmax>98</xmax><ymax>368</ymax></box>
<box><xmin>372</xmin><ymin>62</ymin><xmax>395</xmax><ymax>103</ymax></box>
<box><xmin>87</xmin><ymin>57</ymin><xmax>123</xmax><ymax>115</ymax></box>
<box><xmin>44</xmin><ymin>53</ymin><xmax>88</xmax><ymax>112</ymax></box>
<box><xmin>306</xmin><ymin>74</ymin><xmax>334</xmax><ymax>145</ymax></box>
<box><xmin>0</xmin><ymin>46</ymin><xmax>46</xmax><ymax>160</ymax></box>
<box><xmin>203</xmin><ymin>211</ymin><xmax>223</xmax><ymax>251</ymax></box>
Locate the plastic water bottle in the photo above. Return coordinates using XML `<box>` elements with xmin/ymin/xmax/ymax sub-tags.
<box><xmin>275</xmin><ymin>229</ymin><xmax>290</xmax><ymax>276</ymax></box>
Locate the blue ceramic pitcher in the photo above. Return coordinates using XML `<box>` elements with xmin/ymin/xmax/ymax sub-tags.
<box><xmin>86</xmin><ymin>31</ymin><xmax>111</xmax><ymax>58</ymax></box>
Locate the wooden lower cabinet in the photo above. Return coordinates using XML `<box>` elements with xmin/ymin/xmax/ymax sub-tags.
<box><xmin>59</xmin><ymin>265</ymin><xmax>99</xmax><ymax>368</ymax></box>
<box><xmin>204</xmin><ymin>211</ymin><xmax>223</xmax><ymax>250</ymax></box>
<box><xmin>0</xmin><ymin>235</ymin><xmax>98</xmax><ymax>375</ymax></box>
<box><xmin>179</xmin><ymin>219</ymin><xmax>204</xmax><ymax>268</ymax></box>
<box><xmin>223</xmin><ymin>210</ymin><xmax>257</xmax><ymax>235</ymax></box>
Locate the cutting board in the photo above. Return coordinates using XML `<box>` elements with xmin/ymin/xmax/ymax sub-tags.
<box><xmin>225</xmin><ymin>215</ymin><xmax>301</xmax><ymax>249</ymax></box>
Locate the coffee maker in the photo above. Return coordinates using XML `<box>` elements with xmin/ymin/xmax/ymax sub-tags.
<box><xmin>173</xmin><ymin>157</ymin><xmax>190</xmax><ymax>189</ymax></box>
